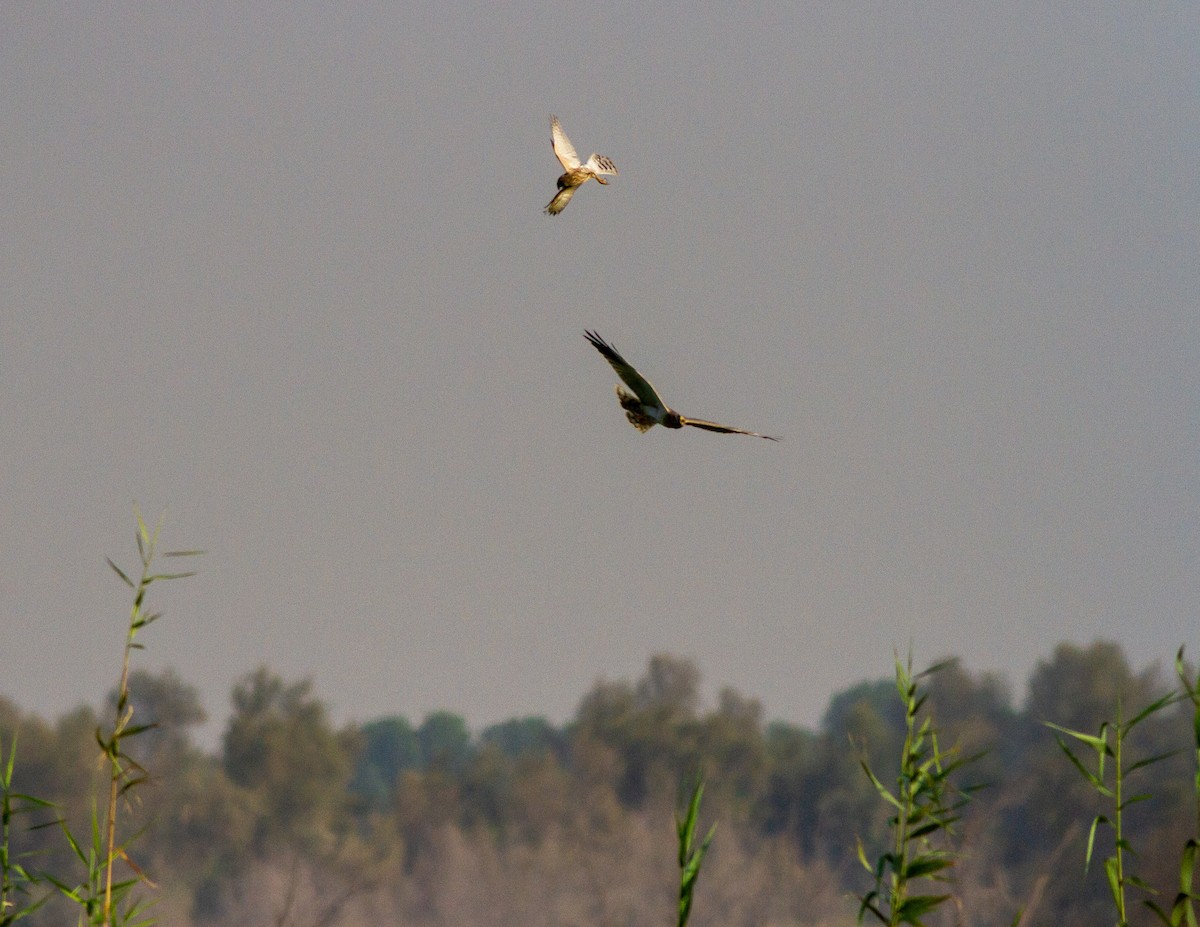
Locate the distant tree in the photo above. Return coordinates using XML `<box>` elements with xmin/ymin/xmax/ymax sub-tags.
<box><xmin>813</xmin><ymin>695</ymin><xmax>897</xmax><ymax>875</ymax></box>
<box><xmin>573</xmin><ymin>678</ymin><xmax>636</xmax><ymax>739</ymax></box>
<box><xmin>479</xmin><ymin>716</ymin><xmax>566</xmax><ymax>761</ymax></box>
<box><xmin>506</xmin><ymin>748</ymin><xmax>571</xmax><ymax>840</ymax></box>
<box><xmin>573</xmin><ymin>656</ymin><xmax>704</xmax><ymax>808</ymax></box>
<box><xmin>697</xmin><ymin>687</ymin><xmax>767</xmax><ymax>811</ymax></box>
<box><xmin>351</xmin><ymin>716</ymin><xmax>420</xmax><ymax>808</ymax></box>
<box><xmin>923</xmin><ymin>657</ymin><xmax>1018</xmax><ymax>784</ymax></box>
<box><xmin>635</xmin><ymin>654</ymin><xmax>702</xmax><ymax>721</ymax></box>
<box><xmin>416</xmin><ymin>710</ymin><xmax>472</xmax><ymax>773</ymax></box>
<box><xmin>759</xmin><ymin>677</ymin><xmax>910</xmax><ymax>875</ymax></box>
<box><xmin>391</xmin><ymin>763</ymin><xmax>463</xmax><ymax>869</ymax></box>
<box><xmin>145</xmin><ymin>755</ymin><xmax>259</xmax><ymax>923</ymax></box>
<box><xmin>0</xmin><ymin>695</ymin><xmax>22</xmax><ymax>739</ymax></box>
<box><xmin>821</xmin><ymin>678</ymin><xmax>903</xmax><ymax>737</ymax></box>
<box><xmin>459</xmin><ymin>728</ymin><xmax>574</xmax><ymax>839</ymax></box>
<box><xmin>40</xmin><ymin>705</ymin><xmax>106</xmax><ymax>848</ymax></box>
<box><xmin>572</xmin><ymin>674</ymin><xmax>643</xmax><ymax>805</ymax></box>
<box><xmin>923</xmin><ymin>658</ymin><xmax>1014</xmax><ymax>735</ymax></box>
<box><xmin>758</xmin><ymin>721</ymin><xmax>820</xmax><ymax>847</ymax></box>
<box><xmin>222</xmin><ymin>666</ymin><xmax>361</xmax><ymax>848</ymax></box>
<box><xmin>1025</xmin><ymin>640</ymin><xmax>1161</xmax><ymax>731</ymax></box>
<box><xmin>459</xmin><ymin>743</ymin><xmax>514</xmax><ymax>830</ymax></box>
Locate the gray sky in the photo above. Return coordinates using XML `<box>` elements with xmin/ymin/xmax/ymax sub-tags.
<box><xmin>3</xmin><ymin>4</ymin><xmax>1197</xmax><ymax>746</ymax></box>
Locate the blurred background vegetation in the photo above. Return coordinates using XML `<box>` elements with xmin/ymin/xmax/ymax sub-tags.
<box><xmin>1</xmin><ymin>641</ymin><xmax>1194</xmax><ymax>926</ymax></box>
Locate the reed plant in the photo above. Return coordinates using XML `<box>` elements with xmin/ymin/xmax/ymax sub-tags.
<box><xmin>856</xmin><ymin>654</ymin><xmax>982</xmax><ymax>927</ymax></box>
<box><xmin>42</xmin><ymin>508</ymin><xmax>199</xmax><ymax>926</ymax></box>
<box><xmin>0</xmin><ymin>734</ymin><xmax>54</xmax><ymax>925</ymax></box>
<box><xmin>1046</xmin><ymin>659</ymin><xmax>1185</xmax><ymax>927</ymax></box>
<box><xmin>1121</xmin><ymin>646</ymin><xmax>1199</xmax><ymax>927</ymax></box>
<box><xmin>675</xmin><ymin>777</ymin><xmax>716</xmax><ymax>927</ymax></box>
<box><xmin>1146</xmin><ymin>646</ymin><xmax>1200</xmax><ymax>927</ymax></box>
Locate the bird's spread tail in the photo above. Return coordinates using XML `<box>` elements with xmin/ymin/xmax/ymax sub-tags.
<box><xmin>586</xmin><ymin>154</ymin><xmax>618</xmax><ymax>175</ymax></box>
<box><xmin>616</xmin><ymin>386</ymin><xmax>655</xmax><ymax>432</ymax></box>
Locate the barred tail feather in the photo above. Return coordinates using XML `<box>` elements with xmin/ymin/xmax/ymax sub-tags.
<box><xmin>587</xmin><ymin>154</ymin><xmax>618</xmax><ymax>175</ymax></box>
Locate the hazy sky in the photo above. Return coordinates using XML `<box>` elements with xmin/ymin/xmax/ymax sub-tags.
<box><xmin>3</xmin><ymin>4</ymin><xmax>1197</xmax><ymax>747</ymax></box>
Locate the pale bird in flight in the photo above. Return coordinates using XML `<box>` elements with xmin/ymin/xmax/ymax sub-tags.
<box><xmin>584</xmin><ymin>331</ymin><xmax>779</xmax><ymax>441</ymax></box>
<box><xmin>545</xmin><ymin>115</ymin><xmax>618</xmax><ymax>216</ymax></box>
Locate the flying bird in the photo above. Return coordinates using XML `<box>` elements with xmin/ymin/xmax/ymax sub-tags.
<box><xmin>584</xmin><ymin>330</ymin><xmax>779</xmax><ymax>441</ymax></box>
<box><xmin>545</xmin><ymin>115</ymin><xmax>618</xmax><ymax>216</ymax></box>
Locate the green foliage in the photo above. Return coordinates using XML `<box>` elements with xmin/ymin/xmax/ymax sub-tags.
<box><xmin>1144</xmin><ymin>647</ymin><xmax>1200</xmax><ymax>927</ymax></box>
<box><xmin>856</xmin><ymin>654</ymin><xmax>982</xmax><ymax>927</ymax></box>
<box><xmin>42</xmin><ymin>804</ymin><xmax>154</xmax><ymax>927</ymax></box>
<box><xmin>1048</xmin><ymin>680</ymin><xmax>1178</xmax><ymax>927</ymax></box>
<box><xmin>108</xmin><ymin>671</ymin><xmax>205</xmax><ymax>770</ymax></box>
<box><xmin>40</xmin><ymin>508</ymin><xmax>200</xmax><ymax>926</ymax></box>
<box><xmin>0</xmin><ymin>735</ymin><xmax>54</xmax><ymax>925</ymax></box>
<box><xmin>675</xmin><ymin>777</ymin><xmax>716</xmax><ymax>927</ymax></box>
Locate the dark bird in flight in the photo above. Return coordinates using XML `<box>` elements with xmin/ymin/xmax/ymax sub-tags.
<box><xmin>545</xmin><ymin>116</ymin><xmax>618</xmax><ymax>215</ymax></box>
<box><xmin>584</xmin><ymin>330</ymin><xmax>779</xmax><ymax>441</ymax></box>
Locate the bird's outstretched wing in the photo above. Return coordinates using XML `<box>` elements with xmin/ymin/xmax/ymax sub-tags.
<box><xmin>584</xmin><ymin>330</ymin><xmax>667</xmax><ymax>412</ymax></box>
<box><xmin>550</xmin><ymin>116</ymin><xmax>581</xmax><ymax>171</ymax></box>
<box><xmin>681</xmin><ymin>417</ymin><xmax>779</xmax><ymax>441</ymax></box>
<box><xmin>545</xmin><ymin>186</ymin><xmax>577</xmax><ymax>216</ymax></box>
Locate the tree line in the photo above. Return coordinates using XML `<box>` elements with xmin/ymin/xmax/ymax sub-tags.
<box><xmin>1</xmin><ymin>640</ymin><xmax>1196</xmax><ymax>927</ymax></box>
